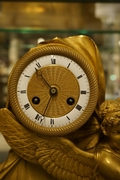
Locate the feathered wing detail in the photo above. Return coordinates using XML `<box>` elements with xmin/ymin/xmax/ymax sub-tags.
<box><xmin>0</xmin><ymin>108</ymin><xmax>38</xmax><ymax>164</ymax></box>
<box><xmin>36</xmin><ymin>138</ymin><xmax>98</xmax><ymax>180</ymax></box>
<box><xmin>0</xmin><ymin>108</ymin><xmax>98</xmax><ymax>180</ymax></box>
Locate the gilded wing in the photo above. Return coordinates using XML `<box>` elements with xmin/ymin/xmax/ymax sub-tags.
<box><xmin>36</xmin><ymin>137</ymin><xmax>98</xmax><ymax>180</ymax></box>
<box><xmin>0</xmin><ymin>108</ymin><xmax>98</xmax><ymax>180</ymax></box>
<box><xmin>0</xmin><ymin>108</ymin><xmax>38</xmax><ymax>164</ymax></box>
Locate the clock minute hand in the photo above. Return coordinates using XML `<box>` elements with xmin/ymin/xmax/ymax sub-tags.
<box><xmin>43</xmin><ymin>96</ymin><xmax>52</xmax><ymax>117</ymax></box>
<box><xmin>36</xmin><ymin>69</ymin><xmax>51</xmax><ymax>88</ymax></box>
<box><xmin>40</xmin><ymin>86</ymin><xmax>57</xmax><ymax>123</ymax></box>
<box><xmin>40</xmin><ymin>95</ymin><xmax>52</xmax><ymax>123</ymax></box>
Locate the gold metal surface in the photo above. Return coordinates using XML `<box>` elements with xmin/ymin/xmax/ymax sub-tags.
<box><xmin>0</xmin><ymin>35</ymin><xmax>110</xmax><ymax>180</ymax></box>
<box><xmin>0</xmin><ymin>99</ymin><xmax>120</xmax><ymax>180</ymax></box>
<box><xmin>28</xmin><ymin>65</ymin><xmax>79</xmax><ymax>117</ymax></box>
<box><xmin>7</xmin><ymin>36</ymin><xmax>98</xmax><ymax>136</ymax></box>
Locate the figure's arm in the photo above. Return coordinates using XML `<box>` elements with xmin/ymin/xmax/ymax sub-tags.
<box><xmin>97</xmin><ymin>150</ymin><xmax>120</xmax><ymax>180</ymax></box>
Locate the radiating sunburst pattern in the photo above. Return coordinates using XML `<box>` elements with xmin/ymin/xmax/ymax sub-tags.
<box><xmin>28</xmin><ymin>65</ymin><xmax>80</xmax><ymax>117</ymax></box>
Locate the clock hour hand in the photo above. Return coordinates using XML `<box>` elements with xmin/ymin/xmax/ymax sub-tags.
<box><xmin>36</xmin><ymin>69</ymin><xmax>51</xmax><ymax>88</ymax></box>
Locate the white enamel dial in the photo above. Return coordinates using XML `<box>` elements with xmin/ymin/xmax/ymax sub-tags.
<box><xmin>8</xmin><ymin>44</ymin><xmax>98</xmax><ymax>136</ymax></box>
<box><xmin>17</xmin><ymin>55</ymin><xmax>90</xmax><ymax>128</ymax></box>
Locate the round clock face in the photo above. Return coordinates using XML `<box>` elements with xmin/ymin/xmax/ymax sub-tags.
<box><xmin>8</xmin><ymin>45</ymin><xmax>98</xmax><ymax>136</ymax></box>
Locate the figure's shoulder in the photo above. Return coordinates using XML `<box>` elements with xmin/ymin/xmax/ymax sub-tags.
<box><xmin>98</xmin><ymin>148</ymin><xmax>118</xmax><ymax>161</ymax></box>
<box><xmin>97</xmin><ymin>148</ymin><xmax>120</xmax><ymax>180</ymax></box>
<box><xmin>97</xmin><ymin>141</ymin><xmax>120</xmax><ymax>160</ymax></box>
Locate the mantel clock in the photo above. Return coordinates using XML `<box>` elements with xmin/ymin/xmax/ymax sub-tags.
<box><xmin>8</xmin><ymin>36</ymin><xmax>98</xmax><ymax>136</ymax></box>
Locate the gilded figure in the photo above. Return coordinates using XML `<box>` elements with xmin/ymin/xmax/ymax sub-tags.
<box><xmin>0</xmin><ymin>35</ymin><xmax>119</xmax><ymax>180</ymax></box>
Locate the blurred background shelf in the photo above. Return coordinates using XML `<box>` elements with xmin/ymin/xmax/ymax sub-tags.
<box><xmin>0</xmin><ymin>1</ymin><xmax>120</xmax><ymax>163</ymax></box>
<box><xmin>0</xmin><ymin>28</ymin><xmax>120</xmax><ymax>34</ymax></box>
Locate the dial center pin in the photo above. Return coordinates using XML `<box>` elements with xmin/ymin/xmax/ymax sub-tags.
<box><xmin>50</xmin><ymin>86</ymin><xmax>58</xmax><ymax>96</ymax></box>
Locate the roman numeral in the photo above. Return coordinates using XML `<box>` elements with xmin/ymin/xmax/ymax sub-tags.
<box><xmin>77</xmin><ymin>75</ymin><xmax>83</xmax><ymax>79</ymax></box>
<box><xmin>24</xmin><ymin>103</ymin><xmax>30</xmax><ymax>110</ymax></box>
<box><xmin>66</xmin><ymin>116</ymin><xmax>70</xmax><ymax>120</ymax></box>
<box><xmin>35</xmin><ymin>114</ymin><xmax>44</xmax><ymax>123</ymax></box>
<box><xmin>50</xmin><ymin>119</ymin><xmax>54</xmax><ymax>126</ymax></box>
<box><xmin>76</xmin><ymin>104</ymin><xmax>82</xmax><ymax>111</ymax></box>
<box><xmin>20</xmin><ymin>90</ymin><xmax>26</xmax><ymax>94</ymax></box>
<box><xmin>24</xmin><ymin>74</ymin><xmax>30</xmax><ymax>78</ymax></box>
<box><xmin>35</xmin><ymin>62</ymin><xmax>41</xmax><ymax>68</ymax></box>
<box><xmin>35</xmin><ymin>114</ymin><xmax>41</xmax><ymax>120</ymax></box>
<box><xmin>67</xmin><ymin>60</ymin><xmax>72</xmax><ymax>68</ymax></box>
<box><xmin>51</xmin><ymin>57</ymin><xmax>56</xmax><ymax>64</ymax></box>
<box><xmin>67</xmin><ymin>63</ymin><xmax>71</xmax><ymax>68</ymax></box>
<box><xmin>81</xmin><ymin>90</ymin><xmax>87</xmax><ymax>94</ymax></box>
